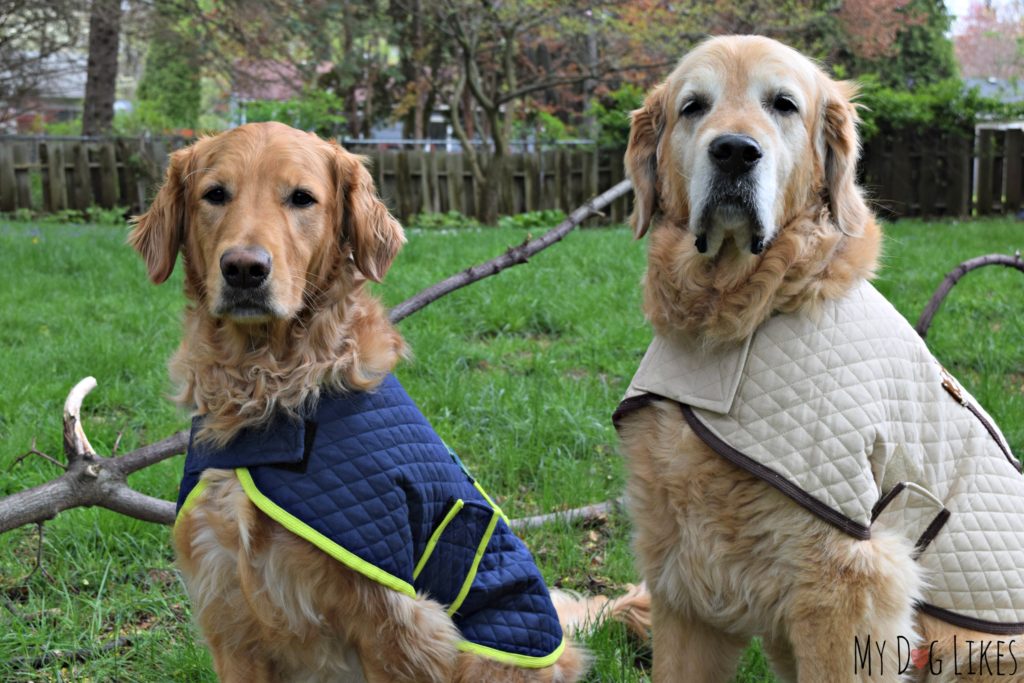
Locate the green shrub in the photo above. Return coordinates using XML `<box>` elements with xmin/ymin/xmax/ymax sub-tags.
<box><xmin>43</xmin><ymin>117</ymin><xmax>83</xmax><ymax>136</ymax></box>
<box><xmin>408</xmin><ymin>211</ymin><xmax>480</xmax><ymax>230</ymax></box>
<box><xmin>85</xmin><ymin>205</ymin><xmax>130</xmax><ymax>225</ymax></box>
<box><xmin>496</xmin><ymin>210</ymin><xmax>566</xmax><ymax>230</ymax></box>
<box><xmin>855</xmin><ymin>75</ymin><xmax>1022</xmax><ymax>140</ymax></box>
<box><xmin>591</xmin><ymin>83</ymin><xmax>645</xmax><ymax>149</ymax></box>
<box><xmin>244</xmin><ymin>90</ymin><xmax>348</xmax><ymax>138</ymax></box>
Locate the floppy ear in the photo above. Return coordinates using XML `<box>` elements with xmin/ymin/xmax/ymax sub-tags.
<box><xmin>625</xmin><ymin>83</ymin><xmax>666</xmax><ymax>239</ymax></box>
<box><xmin>335</xmin><ymin>147</ymin><xmax>405</xmax><ymax>283</ymax></box>
<box><xmin>822</xmin><ymin>80</ymin><xmax>870</xmax><ymax>238</ymax></box>
<box><xmin>128</xmin><ymin>146</ymin><xmax>193</xmax><ymax>284</ymax></box>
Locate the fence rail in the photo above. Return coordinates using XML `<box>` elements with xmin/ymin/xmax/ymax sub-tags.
<box><xmin>0</xmin><ymin>135</ymin><xmax>630</xmax><ymax>223</ymax></box>
<box><xmin>0</xmin><ymin>127</ymin><xmax>1021</xmax><ymax>222</ymax></box>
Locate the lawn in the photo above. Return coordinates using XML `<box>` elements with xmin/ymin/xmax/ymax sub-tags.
<box><xmin>1</xmin><ymin>216</ymin><xmax>1022</xmax><ymax>681</ymax></box>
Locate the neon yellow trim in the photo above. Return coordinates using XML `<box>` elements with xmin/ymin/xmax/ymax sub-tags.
<box><xmin>174</xmin><ymin>479</ymin><xmax>210</xmax><ymax>530</ymax></box>
<box><xmin>447</xmin><ymin>508</ymin><xmax>500</xmax><ymax>617</ymax></box>
<box><xmin>413</xmin><ymin>499</ymin><xmax>465</xmax><ymax>580</ymax></box>
<box><xmin>472</xmin><ymin>481</ymin><xmax>510</xmax><ymax>525</ymax></box>
<box><xmin>235</xmin><ymin>467</ymin><xmax>416</xmax><ymax>598</ymax></box>
<box><xmin>456</xmin><ymin>637</ymin><xmax>566</xmax><ymax>668</ymax></box>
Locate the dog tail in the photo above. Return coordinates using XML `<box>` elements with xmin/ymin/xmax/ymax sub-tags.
<box><xmin>550</xmin><ymin>582</ymin><xmax>650</xmax><ymax>638</ymax></box>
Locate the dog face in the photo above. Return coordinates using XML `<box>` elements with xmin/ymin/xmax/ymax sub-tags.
<box><xmin>129</xmin><ymin>122</ymin><xmax>404</xmax><ymax>323</ymax></box>
<box><xmin>626</xmin><ymin>35</ymin><xmax>867</xmax><ymax>257</ymax></box>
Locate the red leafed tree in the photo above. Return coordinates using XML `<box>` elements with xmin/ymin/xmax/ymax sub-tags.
<box><xmin>954</xmin><ymin>0</ymin><xmax>1024</xmax><ymax>80</ymax></box>
<box><xmin>839</xmin><ymin>0</ymin><xmax>915</xmax><ymax>61</ymax></box>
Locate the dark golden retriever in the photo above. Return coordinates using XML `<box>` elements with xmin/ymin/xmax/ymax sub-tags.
<box><xmin>131</xmin><ymin>122</ymin><xmax>647</xmax><ymax>682</ymax></box>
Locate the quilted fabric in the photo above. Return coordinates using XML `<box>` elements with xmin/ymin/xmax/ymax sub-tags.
<box><xmin>177</xmin><ymin>374</ymin><xmax>563</xmax><ymax>662</ymax></box>
<box><xmin>616</xmin><ymin>280</ymin><xmax>1024</xmax><ymax>633</ymax></box>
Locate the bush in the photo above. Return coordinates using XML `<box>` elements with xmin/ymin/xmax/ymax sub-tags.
<box><xmin>855</xmin><ymin>75</ymin><xmax>1022</xmax><ymax>139</ymax></box>
<box><xmin>408</xmin><ymin>211</ymin><xmax>480</xmax><ymax>230</ymax></box>
<box><xmin>496</xmin><ymin>210</ymin><xmax>566</xmax><ymax>230</ymax></box>
<box><xmin>591</xmin><ymin>84</ymin><xmax>645</xmax><ymax>149</ymax></box>
<box><xmin>244</xmin><ymin>90</ymin><xmax>348</xmax><ymax>138</ymax></box>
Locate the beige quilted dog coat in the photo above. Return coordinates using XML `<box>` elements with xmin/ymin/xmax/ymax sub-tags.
<box><xmin>615</xmin><ymin>280</ymin><xmax>1024</xmax><ymax>633</ymax></box>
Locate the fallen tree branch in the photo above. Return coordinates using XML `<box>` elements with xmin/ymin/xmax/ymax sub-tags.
<box><xmin>9</xmin><ymin>636</ymin><xmax>133</xmax><ymax>669</ymax></box>
<box><xmin>509</xmin><ymin>498</ymin><xmax>623</xmax><ymax>531</ymax></box>
<box><xmin>389</xmin><ymin>179</ymin><xmax>633</xmax><ymax>323</ymax></box>
<box><xmin>915</xmin><ymin>252</ymin><xmax>1024</xmax><ymax>338</ymax></box>
<box><xmin>0</xmin><ymin>378</ymin><xmax>187</xmax><ymax>534</ymax></box>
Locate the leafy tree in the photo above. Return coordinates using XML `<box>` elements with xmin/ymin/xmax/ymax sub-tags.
<box><xmin>954</xmin><ymin>0</ymin><xmax>1024</xmax><ymax>81</ymax></box>
<box><xmin>136</xmin><ymin>5</ymin><xmax>202</xmax><ymax>132</ymax></box>
<box><xmin>0</xmin><ymin>0</ymin><xmax>83</xmax><ymax>126</ymax></box>
<box><xmin>838</xmin><ymin>0</ymin><xmax>957</xmax><ymax>88</ymax></box>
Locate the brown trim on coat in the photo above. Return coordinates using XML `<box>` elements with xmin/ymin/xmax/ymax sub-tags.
<box><xmin>912</xmin><ymin>508</ymin><xmax>950</xmax><ymax>559</ymax></box>
<box><xmin>612</xmin><ymin>393</ymin><xmax>663</xmax><ymax>429</ymax></box>
<box><xmin>965</xmin><ymin>402</ymin><xmax>1022</xmax><ymax>473</ymax></box>
<box><xmin>915</xmin><ymin>601</ymin><xmax>1024</xmax><ymax>636</ymax></box>
<box><xmin>870</xmin><ymin>483</ymin><xmax>907</xmax><ymax>522</ymax></box>
<box><xmin>678</xmin><ymin>403</ymin><xmax>871</xmax><ymax>540</ymax></box>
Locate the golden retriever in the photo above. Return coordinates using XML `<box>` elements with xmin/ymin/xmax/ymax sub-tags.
<box><xmin>130</xmin><ymin>122</ymin><xmax>647</xmax><ymax>682</ymax></box>
<box><xmin>616</xmin><ymin>36</ymin><xmax>1024</xmax><ymax>682</ymax></box>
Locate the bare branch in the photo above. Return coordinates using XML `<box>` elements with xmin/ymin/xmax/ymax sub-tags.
<box><xmin>10</xmin><ymin>439</ymin><xmax>66</xmax><ymax>472</ymax></box>
<box><xmin>115</xmin><ymin>430</ymin><xmax>190</xmax><ymax>476</ymax></box>
<box><xmin>915</xmin><ymin>252</ymin><xmax>1024</xmax><ymax>338</ymax></box>
<box><xmin>0</xmin><ymin>380</ymin><xmax>186</xmax><ymax>534</ymax></box>
<box><xmin>389</xmin><ymin>179</ymin><xmax>632</xmax><ymax>323</ymax></box>
<box><xmin>63</xmin><ymin>377</ymin><xmax>97</xmax><ymax>461</ymax></box>
<box><xmin>509</xmin><ymin>498</ymin><xmax>623</xmax><ymax>531</ymax></box>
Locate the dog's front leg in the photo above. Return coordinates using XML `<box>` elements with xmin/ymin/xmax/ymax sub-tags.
<box><xmin>651</xmin><ymin>598</ymin><xmax>747</xmax><ymax>683</ymax></box>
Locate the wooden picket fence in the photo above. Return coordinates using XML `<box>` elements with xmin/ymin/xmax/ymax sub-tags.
<box><xmin>972</xmin><ymin>125</ymin><xmax>1024</xmax><ymax>216</ymax></box>
<box><xmin>860</xmin><ymin>130</ymin><xmax>974</xmax><ymax>218</ymax></box>
<box><xmin>1</xmin><ymin>127</ymin><xmax>1022</xmax><ymax>221</ymax></box>
<box><xmin>349</xmin><ymin>145</ymin><xmax>631</xmax><ymax>224</ymax></box>
<box><xmin>0</xmin><ymin>135</ymin><xmax>189</xmax><ymax>216</ymax></box>
<box><xmin>0</xmin><ymin>135</ymin><xmax>630</xmax><ymax>223</ymax></box>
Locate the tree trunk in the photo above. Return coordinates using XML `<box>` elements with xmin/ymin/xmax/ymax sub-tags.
<box><xmin>81</xmin><ymin>0</ymin><xmax>121</xmax><ymax>136</ymax></box>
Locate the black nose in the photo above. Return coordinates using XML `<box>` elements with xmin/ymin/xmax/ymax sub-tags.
<box><xmin>709</xmin><ymin>134</ymin><xmax>762</xmax><ymax>176</ymax></box>
<box><xmin>220</xmin><ymin>247</ymin><xmax>271</xmax><ymax>289</ymax></box>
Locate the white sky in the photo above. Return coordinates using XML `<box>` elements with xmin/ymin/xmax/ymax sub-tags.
<box><xmin>946</xmin><ymin>0</ymin><xmax>973</xmax><ymax>33</ymax></box>
<box><xmin>946</xmin><ymin>0</ymin><xmax>1015</xmax><ymax>32</ymax></box>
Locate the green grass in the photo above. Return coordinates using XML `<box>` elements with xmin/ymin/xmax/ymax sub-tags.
<box><xmin>1</xmin><ymin>217</ymin><xmax>1021</xmax><ymax>681</ymax></box>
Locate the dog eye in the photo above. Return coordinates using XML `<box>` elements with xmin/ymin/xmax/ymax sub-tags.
<box><xmin>202</xmin><ymin>186</ymin><xmax>228</xmax><ymax>205</ymax></box>
<box><xmin>771</xmin><ymin>94</ymin><xmax>798</xmax><ymax>115</ymax></box>
<box><xmin>680</xmin><ymin>97</ymin><xmax>708</xmax><ymax>118</ymax></box>
<box><xmin>289</xmin><ymin>190</ymin><xmax>316</xmax><ymax>207</ymax></box>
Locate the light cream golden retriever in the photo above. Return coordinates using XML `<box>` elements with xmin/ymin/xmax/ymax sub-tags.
<box><xmin>130</xmin><ymin>122</ymin><xmax>647</xmax><ymax>682</ymax></box>
<box><xmin>616</xmin><ymin>36</ymin><xmax>1023</xmax><ymax>682</ymax></box>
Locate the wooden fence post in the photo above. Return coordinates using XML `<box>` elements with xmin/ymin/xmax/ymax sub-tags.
<box><xmin>1004</xmin><ymin>129</ymin><xmax>1023</xmax><ymax>215</ymax></box>
<box><xmin>0</xmin><ymin>142</ymin><xmax>16</xmax><ymax>212</ymax></box>
<box><xmin>976</xmin><ymin>129</ymin><xmax>996</xmax><ymax>216</ymax></box>
<box><xmin>42</xmin><ymin>141</ymin><xmax>69</xmax><ymax>212</ymax></box>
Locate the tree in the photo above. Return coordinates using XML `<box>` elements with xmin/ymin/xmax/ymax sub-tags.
<box><xmin>414</xmin><ymin>0</ymin><xmax>688</xmax><ymax>222</ymax></box>
<box><xmin>134</xmin><ymin>1</ymin><xmax>201</xmax><ymax>132</ymax></box>
<box><xmin>82</xmin><ymin>0</ymin><xmax>121</xmax><ymax>136</ymax></box>
<box><xmin>0</xmin><ymin>0</ymin><xmax>83</xmax><ymax>126</ymax></box>
<box><xmin>955</xmin><ymin>0</ymin><xmax>1024</xmax><ymax>80</ymax></box>
<box><xmin>838</xmin><ymin>0</ymin><xmax>957</xmax><ymax>87</ymax></box>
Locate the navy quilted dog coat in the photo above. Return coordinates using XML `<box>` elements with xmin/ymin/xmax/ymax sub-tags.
<box><xmin>176</xmin><ymin>374</ymin><xmax>565</xmax><ymax>667</ymax></box>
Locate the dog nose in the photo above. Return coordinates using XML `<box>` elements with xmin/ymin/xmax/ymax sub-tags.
<box><xmin>220</xmin><ymin>247</ymin><xmax>271</xmax><ymax>289</ymax></box>
<box><xmin>709</xmin><ymin>134</ymin><xmax>762</xmax><ymax>176</ymax></box>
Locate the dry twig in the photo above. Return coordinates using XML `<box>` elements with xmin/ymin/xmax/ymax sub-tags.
<box><xmin>915</xmin><ymin>251</ymin><xmax>1024</xmax><ymax>338</ymax></box>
